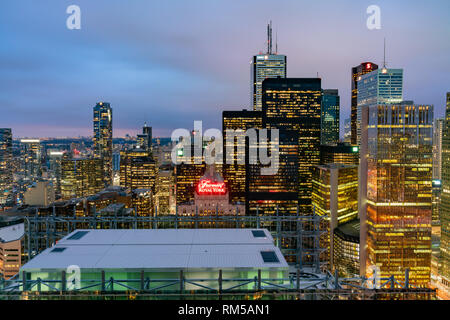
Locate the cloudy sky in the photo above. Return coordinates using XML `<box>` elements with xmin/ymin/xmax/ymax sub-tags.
<box><xmin>0</xmin><ymin>0</ymin><xmax>449</xmax><ymax>138</ymax></box>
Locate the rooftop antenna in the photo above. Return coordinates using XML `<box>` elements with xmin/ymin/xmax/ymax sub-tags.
<box><xmin>383</xmin><ymin>37</ymin><xmax>387</xmax><ymax>68</ymax></box>
<box><xmin>275</xmin><ymin>29</ymin><xmax>278</xmax><ymax>54</ymax></box>
<box><xmin>267</xmin><ymin>21</ymin><xmax>273</xmax><ymax>54</ymax></box>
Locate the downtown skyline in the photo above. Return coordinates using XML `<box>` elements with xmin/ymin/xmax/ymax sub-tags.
<box><xmin>1</xmin><ymin>0</ymin><xmax>449</xmax><ymax>138</ymax></box>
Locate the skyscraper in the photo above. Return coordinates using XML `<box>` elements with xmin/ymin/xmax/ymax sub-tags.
<box><xmin>360</xmin><ymin>102</ymin><xmax>433</xmax><ymax>287</ymax></box>
<box><xmin>320</xmin><ymin>143</ymin><xmax>359</xmax><ymax>166</ymax></box>
<box><xmin>137</xmin><ymin>123</ymin><xmax>152</xmax><ymax>154</ymax></box>
<box><xmin>20</xmin><ymin>139</ymin><xmax>41</xmax><ymax>179</ymax></box>
<box><xmin>440</xmin><ymin>92</ymin><xmax>450</xmax><ymax>296</ymax></box>
<box><xmin>262</xmin><ymin>78</ymin><xmax>322</xmax><ymax>215</ymax></box>
<box><xmin>356</xmin><ymin>68</ymin><xmax>403</xmax><ymax>144</ymax></box>
<box><xmin>351</xmin><ymin>62</ymin><xmax>378</xmax><ymax>144</ymax></box>
<box><xmin>251</xmin><ymin>22</ymin><xmax>286</xmax><ymax>111</ymax></box>
<box><xmin>433</xmin><ymin>118</ymin><xmax>444</xmax><ymax>180</ymax></box>
<box><xmin>120</xmin><ymin>148</ymin><xmax>157</xmax><ymax>192</ymax></box>
<box><xmin>93</xmin><ymin>102</ymin><xmax>113</xmax><ymax>187</ymax></box>
<box><xmin>0</xmin><ymin>129</ymin><xmax>13</xmax><ymax>206</ymax></box>
<box><xmin>61</xmin><ymin>158</ymin><xmax>103</xmax><ymax>199</ymax></box>
<box><xmin>321</xmin><ymin>89</ymin><xmax>340</xmax><ymax>145</ymax></box>
<box><xmin>222</xmin><ymin>109</ymin><xmax>262</xmax><ymax>204</ymax></box>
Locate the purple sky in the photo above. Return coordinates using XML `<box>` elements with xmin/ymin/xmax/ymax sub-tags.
<box><xmin>0</xmin><ymin>0</ymin><xmax>449</xmax><ymax>138</ymax></box>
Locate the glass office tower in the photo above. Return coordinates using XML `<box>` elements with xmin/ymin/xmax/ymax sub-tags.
<box><xmin>137</xmin><ymin>123</ymin><xmax>152</xmax><ymax>154</ymax></box>
<box><xmin>360</xmin><ymin>102</ymin><xmax>433</xmax><ymax>287</ymax></box>
<box><xmin>356</xmin><ymin>68</ymin><xmax>403</xmax><ymax>144</ymax></box>
<box><xmin>262</xmin><ymin>78</ymin><xmax>322</xmax><ymax>216</ymax></box>
<box><xmin>120</xmin><ymin>148</ymin><xmax>156</xmax><ymax>192</ymax></box>
<box><xmin>321</xmin><ymin>89</ymin><xmax>340</xmax><ymax>145</ymax></box>
<box><xmin>251</xmin><ymin>22</ymin><xmax>286</xmax><ymax>111</ymax></box>
<box><xmin>0</xmin><ymin>129</ymin><xmax>13</xmax><ymax>205</ymax></box>
<box><xmin>440</xmin><ymin>92</ymin><xmax>450</xmax><ymax>294</ymax></box>
<box><xmin>20</xmin><ymin>139</ymin><xmax>41</xmax><ymax>179</ymax></box>
<box><xmin>61</xmin><ymin>158</ymin><xmax>103</xmax><ymax>199</ymax></box>
<box><xmin>222</xmin><ymin>109</ymin><xmax>262</xmax><ymax>204</ymax></box>
<box><xmin>351</xmin><ymin>62</ymin><xmax>378</xmax><ymax>145</ymax></box>
<box><xmin>433</xmin><ymin>118</ymin><xmax>444</xmax><ymax>180</ymax></box>
<box><xmin>93</xmin><ymin>102</ymin><xmax>113</xmax><ymax>187</ymax></box>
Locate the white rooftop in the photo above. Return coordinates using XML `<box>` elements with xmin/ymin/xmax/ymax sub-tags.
<box><xmin>0</xmin><ymin>223</ymin><xmax>24</xmax><ymax>243</ymax></box>
<box><xmin>21</xmin><ymin>229</ymin><xmax>288</xmax><ymax>272</ymax></box>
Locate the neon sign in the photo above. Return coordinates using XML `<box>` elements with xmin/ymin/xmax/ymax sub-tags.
<box><xmin>197</xmin><ymin>179</ymin><xmax>227</xmax><ymax>195</ymax></box>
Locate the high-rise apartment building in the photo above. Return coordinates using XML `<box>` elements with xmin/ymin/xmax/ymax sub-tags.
<box><xmin>360</xmin><ymin>102</ymin><xmax>433</xmax><ymax>287</ymax></box>
<box><xmin>251</xmin><ymin>22</ymin><xmax>286</xmax><ymax>111</ymax></box>
<box><xmin>433</xmin><ymin>118</ymin><xmax>444</xmax><ymax>180</ymax></box>
<box><xmin>262</xmin><ymin>78</ymin><xmax>322</xmax><ymax>215</ymax></box>
<box><xmin>222</xmin><ymin>110</ymin><xmax>262</xmax><ymax>204</ymax></box>
<box><xmin>0</xmin><ymin>129</ymin><xmax>13</xmax><ymax>205</ymax></box>
<box><xmin>321</xmin><ymin>89</ymin><xmax>340</xmax><ymax>145</ymax></box>
<box><xmin>440</xmin><ymin>92</ymin><xmax>450</xmax><ymax>295</ymax></box>
<box><xmin>61</xmin><ymin>158</ymin><xmax>103</xmax><ymax>199</ymax></box>
<box><xmin>356</xmin><ymin>68</ymin><xmax>403</xmax><ymax>144</ymax></box>
<box><xmin>93</xmin><ymin>102</ymin><xmax>113</xmax><ymax>187</ymax></box>
<box><xmin>351</xmin><ymin>62</ymin><xmax>378</xmax><ymax>144</ymax></box>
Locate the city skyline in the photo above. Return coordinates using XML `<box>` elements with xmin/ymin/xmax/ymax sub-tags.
<box><xmin>1</xmin><ymin>0</ymin><xmax>449</xmax><ymax>138</ymax></box>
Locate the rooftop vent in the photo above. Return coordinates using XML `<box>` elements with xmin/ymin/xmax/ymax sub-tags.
<box><xmin>260</xmin><ymin>251</ymin><xmax>279</xmax><ymax>263</ymax></box>
<box><xmin>51</xmin><ymin>247</ymin><xmax>66</xmax><ymax>253</ymax></box>
<box><xmin>251</xmin><ymin>230</ymin><xmax>266</xmax><ymax>238</ymax></box>
<box><xmin>67</xmin><ymin>231</ymin><xmax>89</xmax><ymax>240</ymax></box>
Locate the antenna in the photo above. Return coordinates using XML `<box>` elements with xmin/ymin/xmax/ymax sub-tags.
<box><xmin>383</xmin><ymin>37</ymin><xmax>386</xmax><ymax>68</ymax></box>
<box><xmin>275</xmin><ymin>29</ymin><xmax>278</xmax><ymax>54</ymax></box>
<box><xmin>267</xmin><ymin>21</ymin><xmax>273</xmax><ymax>54</ymax></box>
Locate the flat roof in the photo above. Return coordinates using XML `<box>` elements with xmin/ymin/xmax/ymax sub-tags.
<box><xmin>21</xmin><ymin>229</ymin><xmax>288</xmax><ymax>272</ymax></box>
<box><xmin>0</xmin><ymin>222</ymin><xmax>24</xmax><ymax>243</ymax></box>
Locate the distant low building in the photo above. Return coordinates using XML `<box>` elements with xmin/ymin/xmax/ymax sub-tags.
<box><xmin>0</xmin><ymin>216</ymin><xmax>24</xmax><ymax>279</ymax></box>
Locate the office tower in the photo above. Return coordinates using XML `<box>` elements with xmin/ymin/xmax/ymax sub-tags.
<box><xmin>137</xmin><ymin>123</ymin><xmax>152</xmax><ymax>153</ymax></box>
<box><xmin>0</xmin><ymin>129</ymin><xmax>13</xmax><ymax>205</ymax></box>
<box><xmin>47</xmin><ymin>150</ymin><xmax>64</xmax><ymax>197</ymax></box>
<box><xmin>360</xmin><ymin>102</ymin><xmax>433</xmax><ymax>287</ymax></box>
<box><xmin>247</xmin><ymin>130</ymin><xmax>299</xmax><ymax>216</ymax></box>
<box><xmin>312</xmin><ymin>164</ymin><xmax>359</xmax><ymax>271</ymax></box>
<box><xmin>61</xmin><ymin>158</ymin><xmax>103</xmax><ymax>199</ymax></box>
<box><xmin>120</xmin><ymin>149</ymin><xmax>157</xmax><ymax>192</ymax></box>
<box><xmin>320</xmin><ymin>143</ymin><xmax>359</xmax><ymax>165</ymax></box>
<box><xmin>155</xmin><ymin>168</ymin><xmax>176</xmax><ymax>214</ymax></box>
<box><xmin>321</xmin><ymin>89</ymin><xmax>340</xmax><ymax>145</ymax></box>
<box><xmin>333</xmin><ymin>219</ymin><xmax>360</xmax><ymax>277</ymax></box>
<box><xmin>343</xmin><ymin>118</ymin><xmax>351</xmax><ymax>143</ymax></box>
<box><xmin>262</xmin><ymin>78</ymin><xmax>321</xmax><ymax>215</ymax></box>
<box><xmin>93</xmin><ymin>102</ymin><xmax>113</xmax><ymax>187</ymax></box>
<box><xmin>356</xmin><ymin>68</ymin><xmax>403</xmax><ymax>144</ymax></box>
<box><xmin>351</xmin><ymin>62</ymin><xmax>378</xmax><ymax>144</ymax></box>
<box><xmin>20</xmin><ymin>139</ymin><xmax>41</xmax><ymax>178</ymax></box>
<box><xmin>175</xmin><ymin>131</ymin><xmax>206</xmax><ymax>206</ymax></box>
<box><xmin>112</xmin><ymin>151</ymin><xmax>120</xmax><ymax>172</ymax></box>
<box><xmin>433</xmin><ymin>118</ymin><xmax>444</xmax><ymax>180</ymax></box>
<box><xmin>251</xmin><ymin>22</ymin><xmax>286</xmax><ymax>111</ymax></box>
<box><xmin>440</xmin><ymin>92</ymin><xmax>450</xmax><ymax>296</ymax></box>
<box><xmin>222</xmin><ymin>110</ymin><xmax>263</xmax><ymax>204</ymax></box>
<box><xmin>130</xmin><ymin>189</ymin><xmax>153</xmax><ymax>217</ymax></box>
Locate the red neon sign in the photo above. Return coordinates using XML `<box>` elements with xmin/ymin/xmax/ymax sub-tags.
<box><xmin>197</xmin><ymin>179</ymin><xmax>227</xmax><ymax>195</ymax></box>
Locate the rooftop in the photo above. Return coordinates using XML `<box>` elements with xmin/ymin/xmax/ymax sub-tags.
<box><xmin>21</xmin><ymin>229</ymin><xmax>288</xmax><ymax>272</ymax></box>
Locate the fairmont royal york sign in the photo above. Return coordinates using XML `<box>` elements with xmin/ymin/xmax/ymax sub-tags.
<box><xmin>196</xmin><ymin>179</ymin><xmax>227</xmax><ymax>195</ymax></box>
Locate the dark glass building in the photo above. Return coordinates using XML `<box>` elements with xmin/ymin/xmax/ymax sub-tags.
<box><xmin>93</xmin><ymin>102</ymin><xmax>113</xmax><ymax>187</ymax></box>
<box><xmin>351</xmin><ymin>62</ymin><xmax>378</xmax><ymax>144</ymax></box>
<box><xmin>0</xmin><ymin>128</ymin><xmax>13</xmax><ymax>206</ymax></box>
<box><xmin>321</xmin><ymin>89</ymin><xmax>340</xmax><ymax>145</ymax></box>
<box><xmin>262</xmin><ymin>78</ymin><xmax>322</xmax><ymax>216</ymax></box>
<box><xmin>320</xmin><ymin>143</ymin><xmax>359</xmax><ymax>165</ymax></box>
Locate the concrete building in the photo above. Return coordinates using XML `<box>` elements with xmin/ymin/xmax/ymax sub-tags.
<box><xmin>23</xmin><ymin>180</ymin><xmax>55</xmax><ymax>206</ymax></box>
<box><xmin>0</xmin><ymin>217</ymin><xmax>24</xmax><ymax>279</ymax></box>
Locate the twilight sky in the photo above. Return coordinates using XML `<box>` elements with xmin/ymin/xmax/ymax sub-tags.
<box><xmin>0</xmin><ymin>0</ymin><xmax>449</xmax><ymax>138</ymax></box>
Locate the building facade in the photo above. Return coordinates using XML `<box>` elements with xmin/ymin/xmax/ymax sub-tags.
<box><xmin>0</xmin><ymin>128</ymin><xmax>13</xmax><ymax>206</ymax></box>
<box><xmin>93</xmin><ymin>102</ymin><xmax>113</xmax><ymax>187</ymax></box>
<box><xmin>321</xmin><ymin>89</ymin><xmax>340</xmax><ymax>145</ymax></box>
<box><xmin>360</xmin><ymin>102</ymin><xmax>433</xmax><ymax>287</ymax></box>
<box><xmin>262</xmin><ymin>78</ymin><xmax>322</xmax><ymax>216</ymax></box>
<box><xmin>319</xmin><ymin>143</ymin><xmax>359</xmax><ymax>166</ymax></box>
<box><xmin>433</xmin><ymin>118</ymin><xmax>444</xmax><ymax>180</ymax></box>
<box><xmin>61</xmin><ymin>158</ymin><xmax>103</xmax><ymax>199</ymax></box>
<box><xmin>351</xmin><ymin>62</ymin><xmax>378</xmax><ymax>144</ymax></box>
<box><xmin>120</xmin><ymin>149</ymin><xmax>156</xmax><ymax>192</ymax></box>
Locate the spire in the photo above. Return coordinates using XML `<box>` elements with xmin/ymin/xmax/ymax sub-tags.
<box><xmin>382</xmin><ymin>37</ymin><xmax>388</xmax><ymax>73</ymax></box>
<box><xmin>275</xmin><ymin>29</ymin><xmax>278</xmax><ymax>54</ymax></box>
<box><xmin>267</xmin><ymin>21</ymin><xmax>273</xmax><ymax>54</ymax></box>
